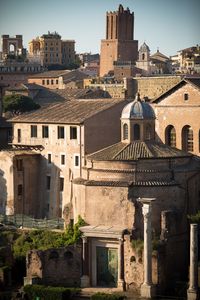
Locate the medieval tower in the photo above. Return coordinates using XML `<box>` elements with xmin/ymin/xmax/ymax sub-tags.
<box><xmin>100</xmin><ymin>4</ymin><xmax>138</xmax><ymax>77</ymax></box>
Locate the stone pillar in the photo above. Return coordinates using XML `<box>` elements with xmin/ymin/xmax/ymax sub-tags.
<box><xmin>187</xmin><ymin>224</ymin><xmax>199</xmax><ymax>300</ymax></box>
<box><xmin>118</xmin><ymin>237</ymin><xmax>125</xmax><ymax>290</ymax></box>
<box><xmin>81</xmin><ymin>236</ymin><xmax>90</xmax><ymax>287</ymax></box>
<box><xmin>138</xmin><ymin>197</ymin><xmax>156</xmax><ymax>298</ymax></box>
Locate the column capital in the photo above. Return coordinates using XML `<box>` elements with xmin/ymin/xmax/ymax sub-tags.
<box><xmin>82</xmin><ymin>236</ymin><xmax>87</xmax><ymax>243</ymax></box>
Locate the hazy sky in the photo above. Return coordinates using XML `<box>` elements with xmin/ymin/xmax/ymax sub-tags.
<box><xmin>0</xmin><ymin>0</ymin><xmax>199</xmax><ymax>57</ymax></box>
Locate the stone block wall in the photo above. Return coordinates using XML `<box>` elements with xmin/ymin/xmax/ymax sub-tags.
<box><xmin>26</xmin><ymin>245</ymin><xmax>81</xmax><ymax>287</ymax></box>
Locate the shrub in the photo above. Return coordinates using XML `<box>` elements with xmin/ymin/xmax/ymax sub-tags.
<box><xmin>188</xmin><ymin>211</ymin><xmax>200</xmax><ymax>224</ymax></box>
<box><xmin>91</xmin><ymin>293</ymin><xmax>126</xmax><ymax>300</ymax></box>
<box><xmin>24</xmin><ymin>285</ymin><xmax>80</xmax><ymax>300</ymax></box>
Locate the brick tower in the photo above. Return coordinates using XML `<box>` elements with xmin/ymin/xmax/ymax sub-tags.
<box><xmin>100</xmin><ymin>4</ymin><xmax>138</xmax><ymax>77</ymax></box>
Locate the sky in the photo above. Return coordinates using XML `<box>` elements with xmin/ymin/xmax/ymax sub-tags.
<box><xmin>0</xmin><ymin>0</ymin><xmax>199</xmax><ymax>57</ymax></box>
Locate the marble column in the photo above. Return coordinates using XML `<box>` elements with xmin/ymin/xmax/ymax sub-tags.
<box><xmin>138</xmin><ymin>197</ymin><xmax>156</xmax><ymax>298</ymax></box>
<box><xmin>118</xmin><ymin>237</ymin><xmax>125</xmax><ymax>290</ymax></box>
<box><xmin>81</xmin><ymin>236</ymin><xmax>90</xmax><ymax>287</ymax></box>
<box><xmin>187</xmin><ymin>224</ymin><xmax>199</xmax><ymax>300</ymax></box>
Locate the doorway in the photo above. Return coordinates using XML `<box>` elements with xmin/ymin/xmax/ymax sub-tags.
<box><xmin>96</xmin><ymin>246</ymin><xmax>118</xmax><ymax>287</ymax></box>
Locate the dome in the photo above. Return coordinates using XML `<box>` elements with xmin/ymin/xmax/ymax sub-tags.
<box><xmin>139</xmin><ymin>42</ymin><xmax>150</xmax><ymax>52</ymax></box>
<box><xmin>121</xmin><ymin>94</ymin><xmax>156</xmax><ymax>120</ymax></box>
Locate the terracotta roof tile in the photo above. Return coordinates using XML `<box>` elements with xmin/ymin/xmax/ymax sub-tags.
<box><xmin>9</xmin><ymin>99</ymin><xmax>125</xmax><ymax>124</ymax></box>
<box><xmin>87</xmin><ymin>141</ymin><xmax>191</xmax><ymax>161</ymax></box>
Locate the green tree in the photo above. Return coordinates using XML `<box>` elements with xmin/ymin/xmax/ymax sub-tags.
<box><xmin>2</xmin><ymin>94</ymin><xmax>40</xmax><ymax>116</ymax></box>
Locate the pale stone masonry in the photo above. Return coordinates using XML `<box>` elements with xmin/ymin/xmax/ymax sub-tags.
<box><xmin>6</xmin><ymin>98</ymin><xmax>127</xmax><ymax>218</ymax></box>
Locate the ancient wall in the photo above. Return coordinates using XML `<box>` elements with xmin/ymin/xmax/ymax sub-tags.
<box><xmin>26</xmin><ymin>245</ymin><xmax>81</xmax><ymax>287</ymax></box>
<box><xmin>134</xmin><ymin>76</ymin><xmax>182</xmax><ymax>100</ymax></box>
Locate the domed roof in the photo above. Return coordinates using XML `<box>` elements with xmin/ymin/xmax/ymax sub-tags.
<box><xmin>121</xmin><ymin>93</ymin><xmax>156</xmax><ymax>120</ymax></box>
<box><xmin>139</xmin><ymin>42</ymin><xmax>150</xmax><ymax>52</ymax></box>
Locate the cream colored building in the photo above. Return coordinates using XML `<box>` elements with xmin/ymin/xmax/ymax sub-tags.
<box><xmin>6</xmin><ymin>98</ymin><xmax>127</xmax><ymax>218</ymax></box>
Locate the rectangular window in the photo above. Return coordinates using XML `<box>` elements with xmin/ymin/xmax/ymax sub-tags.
<box><xmin>18</xmin><ymin>184</ymin><xmax>23</xmax><ymax>196</ymax></box>
<box><xmin>51</xmin><ymin>79</ymin><xmax>54</xmax><ymax>85</ymax></box>
<box><xmin>42</xmin><ymin>125</ymin><xmax>49</xmax><ymax>138</ymax></box>
<box><xmin>46</xmin><ymin>176</ymin><xmax>51</xmax><ymax>190</ymax></box>
<box><xmin>17</xmin><ymin>129</ymin><xmax>21</xmax><ymax>143</ymax></box>
<box><xmin>58</xmin><ymin>126</ymin><xmax>65</xmax><ymax>139</ymax></box>
<box><xmin>47</xmin><ymin>79</ymin><xmax>49</xmax><ymax>85</ymax></box>
<box><xmin>56</xmin><ymin>79</ymin><xmax>58</xmax><ymax>84</ymax></box>
<box><xmin>48</xmin><ymin>153</ymin><xmax>51</xmax><ymax>164</ymax></box>
<box><xmin>70</xmin><ymin>126</ymin><xmax>77</xmax><ymax>140</ymax></box>
<box><xmin>184</xmin><ymin>93</ymin><xmax>189</xmax><ymax>101</ymax></box>
<box><xmin>74</xmin><ymin>155</ymin><xmax>79</xmax><ymax>167</ymax></box>
<box><xmin>61</xmin><ymin>154</ymin><xmax>65</xmax><ymax>165</ymax></box>
<box><xmin>31</xmin><ymin>125</ymin><xmax>37</xmax><ymax>138</ymax></box>
<box><xmin>42</xmin><ymin>80</ymin><xmax>45</xmax><ymax>85</ymax></box>
<box><xmin>16</xmin><ymin>159</ymin><xmax>23</xmax><ymax>171</ymax></box>
<box><xmin>60</xmin><ymin>177</ymin><xmax>64</xmax><ymax>191</ymax></box>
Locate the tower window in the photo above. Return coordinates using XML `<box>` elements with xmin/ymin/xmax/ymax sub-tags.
<box><xmin>123</xmin><ymin>123</ymin><xmax>128</xmax><ymax>140</ymax></box>
<box><xmin>133</xmin><ymin>124</ymin><xmax>140</xmax><ymax>140</ymax></box>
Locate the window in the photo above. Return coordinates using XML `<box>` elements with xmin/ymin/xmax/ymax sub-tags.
<box><xmin>142</xmin><ymin>53</ymin><xmax>145</xmax><ymax>60</ymax></box>
<box><xmin>16</xmin><ymin>159</ymin><xmax>23</xmax><ymax>171</ymax></box>
<box><xmin>31</xmin><ymin>125</ymin><xmax>37</xmax><ymax>138</ymax></box>
<box><xmin>46</xmin><ymin>176</ymin><xmax>51</xmax><ymax>190</ymax></box>
<box><xmin>18</xmin><ymin>184</ymin><xmax>23</xmax><ymax>196</ymax></box>
<box><xmin>47</xmin><ymin>153</ymin><xmax>51</xmax><ymax>164</ymax></box>
<box><xmin>182</xmin><ymin>125</ymin><xmax>193</xmax><ymax>152</ymax></box>
<box><xmin>60</xmin><ymin>177</ymin><xmax>64</xmax><ymax>191</ymax></box>
<box><xmin>74</xmin><ymin>155</ymin><xmax>79</xmax><ymax>167</ymax></box>
<box><xmin>165</xmin><ymin>125</ymin><xmax>176</xmax><ymax>147</ymax></box>
<box><xmin>17</xmin><ymin>129</ymin><xmax>21</xmax><ymax>143</ymax></box>
<box><xmin>146</xmin><ymin>124</ymin><xmax>151</xmax><ymax>140</ymax></box>
<box><xmin>70</xmin><ymin>127</ymin><xmax>77</xmax><ymax>139</ymax></box>
<box><xmin>58</xmin><ymin>126</ymin><xmax>64</xmax><ymax>139</ymax></box>
<box><xmin>184</xmin><ymin>93</ymin><xmax>189</xmax><ymax>101</ymax></box>
<box><xmin>51</xmin><ymin>79</ymin><xmax>54</xmax><ymax>85</ymax></box>
<box><xmin>42</xmin><ymin>80</ymin><xmax>45</xmax><ymax>85</ymax></box>
<box><xmin>47</xmin><ymin>80</ymin><xmax>49</xmax><ymax>85</ymax></box>
<box><xmin>42</xmin><ymin>125</ymin><xmax>49</xmax><ymax>138</ymax></box>
<box><xmin>133</xmin><ymin>124</ymin><xmax>140</xmax><ymax>140</ymax></box>
<box><xmin>123</xmin><ymin>123</ymin><xmax>128</xmax><ymax>140</ymax></box>
<box><xmin>56</xmin><ymin>79</ymin><xmax>58</xmax><ymax>84</ymax></box>
<box><xmin>61</xmin><ymin>154</ymin><xmax>65</xmax><ymax>165</ymax></box>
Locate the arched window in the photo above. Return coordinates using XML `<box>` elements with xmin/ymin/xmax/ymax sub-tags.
<box><xmin>9</xmin><ymin>44</ymin><xmax>15</xmax><ymax>53</ymax></box>
<box><xmin>123</xmin><ymin>123</ymin><xmax>128</xmax><ymax>140</ymax></box>
<box><xmin>146</xmin><ymin>124</ymin><xmax>151</xmax><ymax>140</ymax></box>
<box><xmin>133</xmin><ymin>124</ymin><xmax>140</xmax><ymax>140</ymax></box>
<box><xmin>142</xmin><ymin>53</ymin><xmax>145</xmax><ymax>60</ymax></box>
<box><xmin>182</xmin><ymin>125</ymin><xmax>193</xmax><ymax>152</ymax></box>
<box><xmin>165</xmin><ymin>125</ymin><xmax>176</xmax><ymax>147</ymax></box>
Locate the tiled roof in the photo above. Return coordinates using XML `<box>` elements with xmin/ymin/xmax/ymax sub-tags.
<box><xmin>87</xmin><ymin>141</ymin><xmax>191</xmax><ymax>161</ymax></box>
<box><xmin>9</xmin><ymin>98</ymin><xmax>126</xmax><ymax>124</ymax></box>
<box><xmin>29</xmin><ymin>70</ymin><xmax>70</xmax><ymax>78</ymax></box>
<box><xmin>73</xmin><ymin>178</ymin><xmax>178</xmax><ymax>187</ymax></box>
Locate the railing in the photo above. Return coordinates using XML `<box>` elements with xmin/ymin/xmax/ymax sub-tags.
<box><xmin>0</xmin><ymin>214</ymin><xmax>64</xmax><ymax>230</ymax></box>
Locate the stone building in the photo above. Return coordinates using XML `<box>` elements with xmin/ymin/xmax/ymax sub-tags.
<box><xmin>136</xmin><ymin>43</ymin><xmax>171</xmax><ymax>75</ymax></box>
<box><xmin>1</xmin><ymin>35</ymin><xmax>23</xmax><ymax>59</ymax></box>
<box><xmin>28</xmin><ymin>32</ymin><xmax>76</xmax><ymax>68</ymax></box>
<box><xmin>71</xmin><ymin>95</ymin><xmax>200</xmax><ymax>291</ymax></box>
<box><xmin>28</xmin><ymin>69</ymin><xmax>89</xmax><ymax>89</ymax></box>
<box><xmin>153</xmin><ymin>77</ymin><xmax>200</xmax><ymax>156</ymax></box>
<box><xmin>100</xmin><ymin>4</ymin><xmax>138</xmax><ymax>77</ymax></box>
<box><xmin>5</xmin><ymin>98</ymin><xmax>127</xmax><ymax>218</ymax></box>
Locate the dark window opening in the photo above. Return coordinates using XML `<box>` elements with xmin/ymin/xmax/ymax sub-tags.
<box><xmin>133</xmin><ymin>124</ymin><xmax>140</xmax><ymax>140</ymax></box>
<box><xmin>58</xmin><ymin>126</ymin><xmax>64</xmax><ymax>139</ymax></box>
<box><xmin>46</xmin><ymin>176</ymin><xmax>51</xmax><ymax>190</ymax></box>
<box><xmin>70</xmin><ymin>127</ymin><xmax>77</xmax><ymax>139</ymax></box>
<box><xmin>61</xmin><ymin>154</ymin><xmax>65</xmax><ymax>165</ymax></box>
<box><xmin>31</xmin><ymin>125</ymin><xmax>37</xmax><ymax>138</ymax></box>
<box><xmin>48</xmin><ymin>154</ymin><xmax>51</xmax><ymax>164</ymax></box>
<box><xmin>60</xmin><ymin>177</ymin><xmax>64</xmax><ymax>191</ymax></box>
<box><xmin>75</xmin><ymin>155</ymin><xmax>79</xmax><ymax>167</ymax></box>
<box><xmin>182</xmin><ymin>125</ymin><xmax>193</xmax><ymax>152</ymax></box>
<box><xmin>42</xmin><ymin>125</ymin><xmax>49</xmax><ymax>138</ymax></box>
<box><xmin>16</xmin><ymin>159</ymin><xmax>23</xmax><ymax>171</ymax></box>
<box><xmin>165</xmin><ymin>125</ymin><xmax>176</xmax><ymax>147</ymax></box>
<box><xmin>123</xmin><ymin>123</ymin><xmax>128</xmax><ymax>140</ymax></box>
<box><xmin>18</xmin><ymin>184</ymin><xmax>23</xmax><ymax>196</ymax></box>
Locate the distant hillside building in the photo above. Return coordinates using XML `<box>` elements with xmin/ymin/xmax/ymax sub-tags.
<box><xmin>28</xmin><ymin>32</ymin><xmax>76</xmax><ymax>68</ymax></box>
<box><xmin>100</xmin><ymin>4</ymin><xmax>138</xmax><ymax>77</ymax></box>
<box><xmin>137</xmin><ymin>43</ymin><xmax>171</xmax><ymax>75</ymax></box>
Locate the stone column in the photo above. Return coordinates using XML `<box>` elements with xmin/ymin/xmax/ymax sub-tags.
<box><xmin>81</xmin><ymin>236</ymin><xmax>90</xmax><ymax>287</ymax></box>
<box><xmin>138</xmin><ymin>197</ymin><xmax>156</xmax><ymax>298</ymax></box>
<box><xmin>118</xmin><ymin>237</ymin><xmax>125</xmax><ymax>290</ymax></box>
<box><xmin>187</xmin><ymin>224</ymin><xmax>199</xmax><ymax>300</ymax></box>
